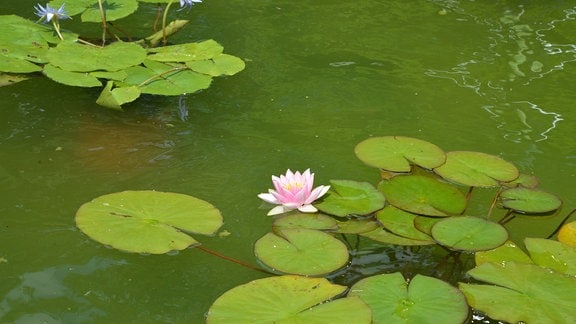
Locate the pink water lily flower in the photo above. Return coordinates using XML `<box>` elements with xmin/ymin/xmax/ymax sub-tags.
<box><xmin>258</xmin><ymin>169</ymin><xmax>330</xmax><ymax>216</ymax></box>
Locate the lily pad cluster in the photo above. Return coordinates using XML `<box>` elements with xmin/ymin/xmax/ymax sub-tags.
<box><xmin>0</xmin><ymin>0</ymin><xmax>245</xmax><ymax>109</ymax></box>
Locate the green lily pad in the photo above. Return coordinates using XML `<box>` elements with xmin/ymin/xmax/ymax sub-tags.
<box><xmin>525</xmin><ymin>238</ymin><xmax>576</xmax><ymax>276</ymax></box>
<box><xmin>47</xmin><ymin>41</ymin><xmax>146</xmax><ymax>72</ymax></box>
<box><xmin>475</xmin><ymin>240</ymin><xmax>533</xmax><ymax>266</ymax></box>
<box><xmin>121</xmin><ymin>61</ymin><xmax>212</xmax><ymax>95</ymax></box>
<box><xmin>147</xmin><ymin>39</ymin><xmax>224</xmax><ymax>62</ymax></box>
<box><xmin>254</xmin><ymin>229</ymin><xmax>349</xmax><ymax>276</ymax></box>
<box><xmin>434</xmin><ymin>151</ymin><xmax>519</xmax><ymax>187</ymax></box>
<box><xmin>431</xmin><ymin>216</ymin><xmax>508</xmax><ymax>251</ymax></box>
<box><xmin>0</xmin><ymin>55</ymin><xmax>42</xmax><ymax>73</ymax></box>
<box><xmin>413</xmin><ymin>215</ymin><xmax>443</xmax><ymax>235</ymax></box>
<box><xmin>81</xmin><ymin>0</ymin><xmax>139</xmax><ymax>22</ymax></box>
<box><xmin>47</xmin><ymin>0</ymin><xmax>98</xmax><ymax>16</ymax></box>
<box><xmin>273</xmin><ymin>213</ymin><xmax>338</xmax><ymax>231</ymax></box>
<box><xmin>186</xmin><ymin>54</ymin><xmax>246</xmax><ymax>76</ymax></box>
<box><xmin>376</xmin><ymin>206</ymin><xmax>434</xmax><ymax>242</ymax></box>
<box><xmin>96</xmin><ymin>81</ymin><xmax>141</xmax><ymax>110</ymax></box>
<box><xmin>206</xmin><ymin>275</ymin><xmax>371</xmax><ymax>323</ymax></box>
<box><xmin>502</xmin><ymin>173</ymin><xmax>539</xmax><ymax>188</ymax></box>
<box><xmin>378</xmin><ymin>175</ymin><xmax>466</xmax><ymax>216</ymax></box>
<box><xmin>75</xmin><ymin>190</ymin><xmax>223</xmax><ymax>254</ymax></box>
<box><xmin>355</xmin><ymin>136</ymin><xmax>446</xmax><ymax>172</ymax></box>
<box><xmin>500</xmin><ymin>187</ymin><xmax>562</xmax><ymax>213</ymax></box>
<box><xmin>459</xmin><ymin>261</ymin><xmax>576</xmax><ymax>323</ymax></box>
<box><xmin>349</xmin><ymin>273</ymin><xmax>468</xmax><ymax>324</ymax></box>
<box><xmin>335</xmin><ymin>219</ymin><xmax>381</xmax><ymax>234</ymax></box>
<box><xmin>315</xmin><ymin>180</ymin><xmax>385</xmax><ymax>217</ymax></box>
<box><xmin>361</xmin><ymin>227</ymin><xmax>434</xmax><ymax>246</ymax></box>
<box><xmin>43</xmin><ymin>64</ymin><xmax>102</xmax><ymax>87</ymax></box>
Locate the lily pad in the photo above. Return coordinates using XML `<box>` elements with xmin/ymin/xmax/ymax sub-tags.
<box><xmin>459</xmin><ymin>261</ymin><xmax>576</xmax><ymax>323</ymax></box>
<box><xmin>206</xmin><ymin>275</ymin><xmax>371</xmax><ymax>323</ymax></box>
<box><xmin>525</xmin><ymin>238</ymin><xmax>576</xmax><ymax>276</ymax></box>
<box><xmin>502</xmin><ymin>173</ymin><xmax>539</xmax><ymax>188</ymax></box>
<box><xmin>376</xmin><ymin>206</ymin><xmax>434</xmax><ymax>242</ymax></box>
<box><xmin>500</xmin><ymin>187</ymin><xmax>562</xmax><ymax>213</ymax></box>
<box><xmin>47</xmin><ymin>41</ymin><xmax>146</xmax><ymax>72</ymax></box>
<box><xmin>361</xmin><ymin>227</ymin><xmax>434</xmax><ymax>246</ymax></box>
<box><xmin>355</xmin><ymin>136</ymin><xmax>446</xmax><ymax>172</ymax></box>
<box><xmin>315</xmin><ymin>180</ymin><xmax>385</xmax><ymax>217</ymax></box>
<box><xmin>475</xmin><ymin>240</ymin><xmax>533</xmax><ymax>266</ymax></box>
<box><xmin>43</xmin><ymin>64</ymin><xmax>102</xmax><ymax>87</ymax></box>
<box><xmin>431</xmin><ymin>216</ymin><xmax>508</xmax><ymax>251</ymax></box>
<box><xmin>81</xmin><ymin>0</ymin><xmax>139</xmax><ymax>22</ymax></box>
<box><xmin>75</xmin><ymin>190</ymin><xmax>223</xmax><ymax>254</ymax></box>
<box><xmin>413</xmin><ymin>215</ymin><xmax>443</xmax><ymax>236</ymax></box>
<box><xmin>349</xmin><ymin>272</ymin><xmax>468</xmax><ymax>324</ymax></box>
<box><xmin>254</xmin><ymin>229</ymin><xmax>349</xmax><ymax>276</ymax></box>
<box><xmin>434</xmin><ymin>151</ymin><xmax>519</xmax><ymax>187</ymax></box>
<box><xmin>186</xmin><ymin>54</ymin><xmax>246</xmax><ymax>76</ymax></box>
<box><xmin>378</xmin><ymin>175</ymin><xmax>466</xmax><ymax>216</ymax></box>
<box><xmin>0</xmin><ymin>55</ymin><xmax>42</xmax><ymax>73</ymax></box>
<box><xmin>336</xmin><ymin>219</ymin><xmax>381</xmax><ymax>234</ymax></box>
<box><xmin>147</xmin><ymin>39</ymin><xmax>224</xmax><ymax>62</ymax></box>
<box><xmin>272</xmin><ymin>213</ymin><xmax>338</xmax><ymax>231</ymax></box>
<box><xmin>96</xmin><ymin>81</ymin><xmax>141</xmax><ymax>110</ymax></box>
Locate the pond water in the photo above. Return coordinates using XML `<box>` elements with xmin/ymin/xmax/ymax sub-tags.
<box><xmin>1</xmin><ymin>0</ymin><xmax>575</xmax><ymax>322</ymax></box>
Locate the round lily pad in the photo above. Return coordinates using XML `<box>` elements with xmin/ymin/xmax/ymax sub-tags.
<box><xmin>186</xmin><ymin>54</ymin><xmax>246</xmax><ymax>76</ymax></box>
<box><xmin>75</xmin><ymin>190</ymin><xmax>223</xmax><ymax>254</ymax></box>
<box><xmin>355</xmin><ymin>136</ymin><xmax>446</xmax><ymax>172</ymax></box>
<box><xmin>206</xmin><ymin>275</ymin><xmax>371</xmax><ymax>323</ymax></box>
<box><xmin>315</xmin><ymin>180</ymin><xmax>385</xmax><ymax>217</ymax></box>
<box><xmin>431</xmin><ymin>216</ymin><xmax>508</xmax><ymax>251</ymax></box>
<box><xmin>273</xmin><ymin>213</ymin><xmax>339</xmax><ymax>231</ymax></box>
<box><xmin>254</xmin><ymin>229</ymin><xmax>349</xmax><ymax>276</ymax></box>
<box><xmin>378</xmin><ymin>175</ymin><xmax>466</xmax><ymax>216</ymax></box>
<box><xmin>460</xmin><ymin>261</ymin><xmax>576</xmax><ymax>323</ymax></box>
<box><xmin>349</xmin><ymin>272</ymin><xmax>468</xmax><ymax>323</ymax></box>
<box><xmin>335</xmin><ymin>219</ymin><xmax>381</xmax><ymax>234</ymax></box>
<box><xmin>376</xmin><ymin>206</ymin><xmax>434</xmax><ymax>242</ymax></box>
<box><xmin>500</xmin><ymin>187</ymin><xmax>562</xmax><ymax>213</ymax></box>
<box><xmin>361</xmin><ymin>227</ymin><xmax>434</xmax><ymax>246</ymax></box>
<box><xmin>502</xmin><ymin>173</ymin><xmax>539</xmax><ymax>188</ymax></box>
<box><xmin>434</xmin><ymin>151</ymin><xmax>519</xmax><ymax>187</ymax></box>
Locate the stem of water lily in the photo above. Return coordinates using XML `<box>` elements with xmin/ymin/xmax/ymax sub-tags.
<box><xmin>162</xmin><ymin>0</ymin><xmax>175</xmax><ymax>46</ymax></box>
<box><xmin>52</xmin><ymin>20</ymin><xmax>64</xmax><ymax>41</ymax></box>
<box><xmin>197</xmin><ymin>246</ymin><xmax>273</xmax><ymax>275</ymax></box>
<box><xmin>486</xmin><ymin>186</ymin><xmax>503</xmax><ymax>219</ymax></box>
<box><xmin>97</xmin><ymin>0</ymin><xmax>107</xmax><ymax>45</ymax></box>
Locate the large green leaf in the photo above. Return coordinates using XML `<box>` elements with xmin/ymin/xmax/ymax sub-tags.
<box><xmin>75</xmin><ymin>190</ymin><xmax>223</xmax><ymax>254</ymax></box>
<box><xmin>0</xmin><ymin>55</ymin><xmax>42</xmax><ymax>73</ymax></box>
<box><xmin>431</xmin><ymin>216</ymin><xmax>508</xmax><ymax>251</ymax></box>
<box><xmin>434</xmin><ymin>151</ymin><xmax>519</xmax><ymax>187</ymax></box>
<box><xmin>147</xmin><ymin>39</ymin><xmax>224</xmax><ymax>62</ymax></box>
<box><xmin>47</xmin><ymin>41</ymin><xmax>146</xmax><ymax>72</ymax></box>
<box><xmin>43</xmin><ymin>64</ymin><xmax>102</xmax><ymax>87</ymax></box>
<box><xmin>81</xmin><ymin>0</ymin><xmax>139</xmax><ymax>22</ymax></box>
<box><xmin>206</xmin><ymin>275</ymin><xmax>371</xmax><ymax>323</ymax></box>
<box><xmin>315</xmin><ymin>180</ymin><xmax>385</xmax><ymax>217</ymax></box>
<box><xmin>500</xmin><ymin>187</ymin><xmax>562</xmax><ymax>213</ymax></box>
<box><xmin>378</xmin><ymin>175</ymin><xmax>466</xmax><ymax>216</ymax></box>
<box><xmin>474</xmin><ymin>240</ymin><xmax>533</xmax><ymax>266</ymax></box>
<box><xmin>254</xmin><ymin>229</ymin><xmax>349</xmax><ymax>276</ymax></box>
<box><xmin>525</xmin><ymin>238</ymin><xmax>576</xmax><ymax>276</ymax></box>
<box><xmin>355</xmin><ymin>136</ymin><xmax>446</xmax><ymax>172</ymax></box>
<box><xmin>376</xmin><ymin>206</ymin><xmax>434</xmax><ymax>242</ymax></box>
<box><xmin>460</xmin><ymin>261</ymin><xmax>576</xmax><ymax>323</ymax></box>
<box><xmin>349</xmin><ymin>273</ymin><xmax>468</xmax><ymax>324</ymax></box>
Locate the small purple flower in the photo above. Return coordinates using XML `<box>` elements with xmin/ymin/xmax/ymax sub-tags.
<box><xmin>34</xmin><ymin>3</ymin><xmax>70</xmax><ymax>23</ymax></box>
<box><xmin>179</xmin><ymin>0</ymin><xmax>202</xmax><ymax>10</ymax></box>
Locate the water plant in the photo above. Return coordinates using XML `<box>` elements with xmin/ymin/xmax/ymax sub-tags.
<box><xmin>74</xmin><ymin>136</ymin><xmax>574</xmax><ymax>323</ymax></box>
<box><xmin>0</xmin><ymin>1</ymin><xmax>244</xmax><ymax>109</ymax></box>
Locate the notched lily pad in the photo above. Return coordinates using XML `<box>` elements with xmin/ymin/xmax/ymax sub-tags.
<box><xmin>272</xmin><ymin>212</ymin><xmax>338</xmax><ymax>231</ymax></box>
<box><xmin>147</xmin><ymin>39</ymin><xmax>224</xmax><ymax>62</ymax></box>
<box><xmin>315</xmin><ymin>180</ymin><xmax>385</xmax><ymax>217</ymax></box>
<box><xmin>355</xmin><ymin>136</ymin><xmax>446</xmax><ymax>172</ymax></box>
<box><xmin>376</xmin><ymin>206</ymin><xmax>434</xmax><ymax>242</ymax></box>
<box><xmin>75</xmin><ymin>190</ymin><xmax>223</xmax><ymax>254</ymax></box>
<box><xmin>500</xmin><ymin>187</ymin><xmax>562</xmax><ymax>213</ymax></box>
<box><xmin>206</xmin><ymin>275</ymin><xmax>371</xmax><ymax>323</ymax></box>
<box><xmin>186</xmin><ymin>54</ymin><xmax>246</xmax><ymax>76</ymax></box>
<box><xmin>431</xmin><ymin>216</ymin><xmax>508</xmax><ymax>251</ymax></box>
<box><xmin>361</xmin><ymin>227</ymin><xmax>434</xmax><ymax>246</ymax></box>
<box><xmin>434</xmin><ymin>151</ymin><xmax>519</xmax><ymax>187</ymax></box>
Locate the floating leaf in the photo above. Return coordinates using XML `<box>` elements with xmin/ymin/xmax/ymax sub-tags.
<box><xmin>376</xmin><ymin>206</ymin><xmax>434</xmax><ymax>242</ymax></box>
<box><xmin>434</xmin><ymin>151</ymin><xmax>519</xmax><ymax>187</ymax></box>
<box><xmin>272</xmin><ymin>213</ymin><xmax>338</xmax><ymax>231</ymax></box>
<box><xmin>475</xmin><ymin>240</ymin><xmax>533</xmax><ymax>266</ymax></box>
<box><xmin>349</xmin><ymin>273</ymin><xmax>468</xmax><ymax>323</ymax></box>
<box><xmin>378</xmin><ymin>175</ymin><xmax>466</xmax><ymax>216</ymax></box>
<box><xmin>355</xmin><ymin>136</ymin><xmax>446</xmax><ymax>172</ymax></box>
<box><xmin>459</xmin><ymin>261</ymin><xmax>576</xmax><ymax>323</ymax></box>
<box><xmin>47</xmin><ymin>41</ymin><xmax>146</xmax><ymax>72</ymax></box>
<box><xmin>0</xmin><ymin>55</ymin><xmax>41</xmax><ymax>73</ymax></box>
<box><xmin>315</xmin><ymin>180</ymin><xmax>385</xmax><ymax>217</ymax></box>
<box><xmin>502</xmin><ymin>173</ymin><xmax>539</xmax><ymax>188</ymax></box>
<box><xmin>500</xmin><ymin>187</ymin><xmax>562</xmax><ymax>213</ymax></box>
<box><xmin>558</xmin><ymin>221</ymin><xmax>576</xmax><ymax>248</ymax></box>
<box><xmin>47</xmin><ymin>0</ymin><xmax>98</xmax><ymax>16</ymax></box>
<box><xmin>361</xmin><ymin>227</ymin><xmax>434</xmax><ymax>246</ymax></box>
<box><xmin>413</xmin><ymin>215</ymin><xmax>442</xmax><ymax>236</ymax></box>
<box><xmin>96</xmin><ymin>81</ymin><xmax>140</xmax><ymax>110</ymax></box>
<box><xmin>431</xmin><ymin>216</ymin><xmax>508</xmax><ymax>251</ymax></box>
<box><xmin>206</xmin><ymin>275</ymin><xmax>371</xmax><ymax>323</ymax></box>
<box><xmin>254</xmin><ymin>229</ymin><xmax>349</xmax><ymax>276</ymax></box>
<box><xmin>525</xmin><ymin>238</ymin><xmax>576</xmax><ymax>276</ymax></box>
<box><xmin>43</xmin><ymin>64</ymin><xmax>102</xmax><ymax>87</ymax></box>
<box><xmin>147</xmin><ymin>39</ymin><xmax>224</xmax><ymax>62</ymax></box>
<box><xmin>75</xmin><ymin>190</ymin><xmax>223</xmax><ymax>254</ymax></box>
<box><xmin>81</xmin><ymin>0</ymin><xmax>139</xmax><ymax>22</ymax></box>
<box><xmin>335</xmin><ymin>219</ymin><xmax>380</xmax><ymax>234</ymax></box>
<box><xmin>186</xmin><ymin>54</ymin><xmax>246</xmax><ymax>76</ymax></box>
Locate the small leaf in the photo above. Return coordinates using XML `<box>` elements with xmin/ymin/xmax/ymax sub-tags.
<box><xmin>81</xmin><ymin>0</ymin><xmax>139</xmax><ymax>22</ymax></box>
<box><xmin>376</xmin><ymin>206</ymin><xmax>434</xmax><ymax>242</ymax></box>
<box><xmin>315</xmin><ymin>180</ymin><xmax>385</xmax><ymax>217</ymax></box>
<box><xmin>272</xmin><ymin>213</ymin><xmax>338</xmax><ymax>231</ymax></box>
<box><xmin>355</xmin><ymin>136</ymin><xmax>446</xmax><ymax>172</ymax></box>
<box><xmin>43</xmin><ymin>64</ymin><xmax>102</xmax><ymax>87</ymax></box>
<box><xmin>474</xmin><ymin>240</ymin><xmax>533</xmax><ymax>266</ymax></box>
<box><xmin>96</xmin><ymin>81</ymin><xmax>140</xmax><ymax>110</ymax></box>
<box><xmin>500</xmin><ymin>187</ymin><xmax>562</xmax><ymax>213</ymax></box>
<box><xmin>186</xmin><ymin>54</ymin><xmax>246</xmax><ymax>76</ymax></box>
<box><xmin>335</xmin><ymin>219</ymin><xmax>381</xmax><ymax>234</ymax></box>
<box><xmin>431</xmin><ymin>216</ymin><xmax>508</xmax><ymax>251</ymax></box>
<box><xmin>525</xmin><ymin>238</ymin><xmax>576</xmax><ymax>276</ymax></box>
<box><xmin>361</xmin><ymin>227</ymin><xmax>434</xmax><ymax>246</ymax></box>
<box><xmin>147</xmin><ymin>39</ymin><xmax>224</xmax><ymax>62</ymax></box>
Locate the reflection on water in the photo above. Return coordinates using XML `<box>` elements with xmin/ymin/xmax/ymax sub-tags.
<box><xmin>427</xmin><ymin>2</ymin><xmax>574</xmax><ymax>143</ymax></box>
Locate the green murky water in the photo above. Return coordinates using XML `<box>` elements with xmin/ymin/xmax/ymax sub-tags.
<box><xmin>1</xmin><ymin>1</ymin><xmax>575</xmax><ymax>322</ymax></box>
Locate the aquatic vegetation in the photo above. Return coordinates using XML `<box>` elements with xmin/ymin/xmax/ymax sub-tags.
<box><xmin>0</xmin><ymin>1</ymin><xmax>244</xmax><ymax>109</ymax></box>
<box><xmin>258</xmin><ymin>169</ymin><xmax>330</xmax><ymax>216</ymax></box>
<box><xmin>74</xmin><ymin>134</ymin><xmax>572</xmax><ymax>321</ymax></box>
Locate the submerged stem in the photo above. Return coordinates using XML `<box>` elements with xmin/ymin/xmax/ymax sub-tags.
<box><xmin>162</xmin><ymin>0</ymin><xmax>175</xmax><ymax>46</ymax></box>
<box><xmin>547</xmin><ymin>208</ymin><xmax>576</xmax><ymax>239</ymax></box>
<box><xmin>197</xmin><ymin>246</ymin><xmax>273</xmax><ymax>275</ymax></box>
<box><xmin>97</xmin><ymin>0</ymin><xmax>107</xmax><ymax>46</ymax></box>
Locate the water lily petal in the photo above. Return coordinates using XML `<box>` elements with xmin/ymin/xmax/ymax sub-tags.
<box><xmin>298</xmin><ymin>204</ymin><xmax>318</xmax><ymax>213</ymax></box>
<box><xmin>258</xmin><ymin>192</ymin><xmax>279</xmax><ymax>204</ymax></box>
<box><xmin>267</xmin><ymin>205</ymin><xmax>293</xmax><ymax>216</ymax></box>
<box><xmin>305</xmin><ymin>185</ymin><xmax>330</xmax><ymax>204</ymax></box>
